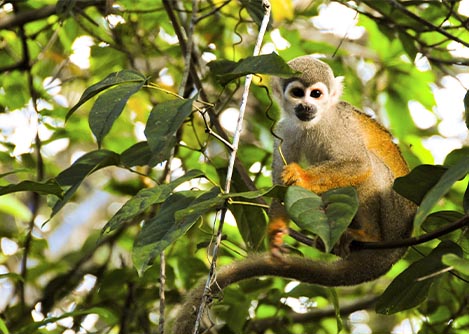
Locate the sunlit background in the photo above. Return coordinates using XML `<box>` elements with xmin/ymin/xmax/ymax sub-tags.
<box><xmin>0</xmin><ymin>1</ymin><xmax>468</xmax><ymax>333</ymax></box>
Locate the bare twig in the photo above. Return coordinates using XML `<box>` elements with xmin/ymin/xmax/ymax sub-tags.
<box><xmin>246</xmin><ymin>295</ymin><xmax>378</xmax><ymax>332</ymax></box>
<box><xmin>192</xmin><ymin>1</ymin><xmax>272</xmax><ymax>333</ymax></box>
<box><xmin>0</xmin><ymin>0</ymin><xmax>107</xmax><ymax>30</ymax></box>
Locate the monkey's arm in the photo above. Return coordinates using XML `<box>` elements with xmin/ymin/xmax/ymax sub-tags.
<box><xmin>282</xmin><ymin>160</ymin><xmax>371</xmax><ymax>194</ymax></box>
<box><xmin>170</xmin><ymin>248</ymin><xmax>407</xmax><ymax>334</ymax></box>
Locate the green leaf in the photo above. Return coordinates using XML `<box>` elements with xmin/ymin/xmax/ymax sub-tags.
<box><xmin>132</xmin><ymin>187</ymin><xmax>221</xmax><ymax>274</ymax></box>
<box><xmin>414</xmin><ymin>157</ymin><xmax>469</xmax><ymax>228</ymax></box>
<box><xmin>52</xmin><ymin>150</ymin><xmax>120</xmax><ymax>217</ymax></box>
<box><xmin>208</xmin><ymin>53</ymin><xmax>297</xmax><ymax>85</ymax></box>
<box><xmin>444</xmin><ymin>147</ymin><xmax>469</xmax><ymax>167</ymax></box>
<box><xmin>240</xmin><ymin>0</ymin><xmax>270</xmax><ymax>28</ymax></box>
<box><xmin>226</xmin><ymin>185</ymin><xmax>284</xmax><ymax>200</ymax></box>
<box><xmin>394</xmin><ymin>165</ymin><xmax>447</xmax><ymax>205</ymax></box>
<box><xmin>229</xmin><ymin>202</ymin><xmax>266</xmax><ymax>251</ymax></box>
<box><xmin>174</xmin><ymin>189</ymin><xmax>225</xmax><ymax>223</ymax></box>
<box><xmin>442</xmin><ymin>253</ymin><xmax>469</xmax><ymax>275</ymax></box>
<box><xmin>398</xmin><ymin>31</ymin><xmax>418</xmax><ymax>60</ymax></box>
<box><xmin>56</xmin><ymin>150</ymin><xmax>120</xmax><ymax>186</ymax></box>
<box><xmin>89</xmin><ymin>82</ymin><xmax>144</xmax><ymax>147</ymax></box>
<box><xmin>120</xmin><ymin>141</ymin><xmax>153</xmax><ymax>167</ymax></box>
<box><xmin>284</xmin><ymin>186</ymin><xmax>358</xmax><ymax>252</ymax></box>
<box><xmin>421</xmin><ymin>211</ymin><xmax>464</xmax><ymax>236</ymax></box>
<box><xmin>66</xmin><ymin>70</ymin><xmax>146</xmax><ymax>120</ymax></box>
<box><xmin>16</xmin><ymin>307</ymin><xmax>117</xmax><ymax>334</ymax></box>
<box><xmin>0</xmin><ymin>317</ymin><xmax>9</xmax><ymax>334</ymax></box>
<box><xmin>376</xmin><ymin>241</ymin><xmax>462</xmax><ymax>315</ymax></box>
<box><xmin>102</xmin><ymin>170</ymin><xmax>205</xmax><ymax>235</ymax></box>
<box><xmin>0</xmin><ymin>179</ymin><xmax>63</xmax><ymax>197</ymax></box>
<box><xmin>144</xmin><ymin>97</ymin><xmax>195</xmax><ymax>166</ymax></box>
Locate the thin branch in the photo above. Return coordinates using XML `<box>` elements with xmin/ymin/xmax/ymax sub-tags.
<box><xmin>247</xmin><ymin>295</ymin><xmax>378</xmax><ymax>332</ymax></box>
<box><xmin>162</xmin><ymin>0</ymin><xmax>263</xmax><ymax>195</ymax></box>
<box><xmin>289</xmin><ymin>215</ymin><xmax>469</xmax><ymax>251</ymax></box>
<box><xmin>193</xmin><ymin>1</ymin><xmax>271</xmax><ymax>333</ymax></box>
<box><xmin>387</xmin><ymin>0</ymin><xmax>469</xmax><ymax>48</ymax></box>
<box><xmin>0</xmin><ymin>0</ymin><xmax>107</xmax><ymax>30</ymax></box>
<box><xmin>356</xmin><ymin>215</ymin><xmax>469</xmax><ymax>250</ymax></box>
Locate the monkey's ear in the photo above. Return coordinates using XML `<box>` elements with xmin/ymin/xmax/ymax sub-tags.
<box><xmin>331</xmin><ymin>76</ymin><xmax>344</xmax><ymax>102</ymax></box>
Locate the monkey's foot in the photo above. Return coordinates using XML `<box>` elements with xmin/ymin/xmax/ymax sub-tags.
<box><xmin>267</xmin><ymin>221</ymin><xmax>289</xmax><ymax>259</ymax></box>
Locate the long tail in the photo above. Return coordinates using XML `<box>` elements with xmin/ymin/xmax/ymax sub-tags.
<box><xmin>170</xmin><ymin>247</ymin><xmax>405</xmax><ymax>333</ymax></box>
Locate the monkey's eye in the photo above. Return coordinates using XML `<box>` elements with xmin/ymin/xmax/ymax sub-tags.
<box><xmin>290</xmin><ymin>87</ymin><xmax>305</xmax><ymax>98</ymax></box>
<box><xmin>310</xmin><ymin>89</ymin><xmax>322</xmax><ymax>98</ymax></box>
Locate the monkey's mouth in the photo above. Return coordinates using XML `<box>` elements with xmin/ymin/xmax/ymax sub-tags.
<box><xmin>295</xmin><ymin>104</ymin><xmax>316</xmax><ymax>122</ymax></box>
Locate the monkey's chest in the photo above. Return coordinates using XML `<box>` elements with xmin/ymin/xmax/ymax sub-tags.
<box><xmin>288</xmin><ymin>139</ymin><xmax>330</xmax><ymax>167</ymax></box>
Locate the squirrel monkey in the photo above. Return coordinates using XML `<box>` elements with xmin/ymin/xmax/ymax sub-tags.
<box><xmin>171</xmin><ymin>56</ymin><xmax>416</xmax><ymax>333</ymax></box>
<box><xmin>268</xmin><ymin>56</ymin><xmax>415</xmax><ymax>258</ymax></box>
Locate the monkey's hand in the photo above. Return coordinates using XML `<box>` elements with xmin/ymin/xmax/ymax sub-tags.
<box><xmin>282</xmin><ymin>163</ymin><xmax>318</xmax><ymax>191</ymax></box>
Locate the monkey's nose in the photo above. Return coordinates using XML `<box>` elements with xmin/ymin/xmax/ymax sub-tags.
<box><xmin>294</xmin><ymin>104</ymin><xmax>317</xmax><ymax>121</ymax></box>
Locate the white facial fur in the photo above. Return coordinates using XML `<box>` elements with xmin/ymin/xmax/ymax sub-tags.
<box><xmin>280</xmin><ymin>78</ymin><xmax>342</xmax><ymax>127</ymax></box>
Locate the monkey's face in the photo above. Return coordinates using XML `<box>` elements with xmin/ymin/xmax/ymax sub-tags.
<box><xmin>283</xmin><ymin>80</ymin><xmax>332</xmax><ymax>123</ymax></box>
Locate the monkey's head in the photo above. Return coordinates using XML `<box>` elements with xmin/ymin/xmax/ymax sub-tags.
<box><xmin>272</xmin><ymin>56</ymin><xmax>343</xmax><ymax>125</ymax></box>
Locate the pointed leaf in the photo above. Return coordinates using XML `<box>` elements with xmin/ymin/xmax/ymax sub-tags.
<box><xmin>0</xmin><ymin>179</ymin><xmax>63</xmax><ymax>197</ymax></box>
<box><xmin>393</xmin><ymin>164</ymin><xmax>447</xmax><ymax>205</ymax></box>
<box><xmin>144</xmin><ymin>97</ymin><xmax>195</xmax><ymax>165</ymax></box>
<box><xmin>66</xmin><ymin>70</ymin><xmax>146</xmax><ymax>120</ymax></box>
<box><xmin>0</xmin><ymin>318</ymin><xmax>9</xmax><ymax>334</ymax></box>
<box><xmin>229</xmin><ymin>202</ymin><xmax>266</xmax><ymax>251</ymax></box>
<box><xmin>376</xmin><ymin>241</ymin><xmax>462</xmax><ymax>314</ymax></box>
<box><xmin>102</xmin><ymin>169</ymin><xmax>205</xmax><ymax>234</ymax></box>
<box><xmin>120</xmin><ymin>141</ymin><xmax>153</xmax><ymax>167</ymax></box>
<box><xmin>414</xmin><ymin>157</ymin><xmax>469</xmax><ymax>228</ymax></box>
<box><xmin>442</xmin><ymin>253</ymin><xmax>469</xmax><ymax>275</ymax></box>
<box><xmin>89</xmin><ymin>82</ymin><xmax>144</xmax><ymax>147</ymax></box>
<box><xmin>284</xmin><ymin>186</ymin><xmax>358</xmax><ymax>252</ymax></box>
<box><xmin>52</xmin><ymin>150</ymin><xmax>120</xmax><ymax>217</ymax></box>
<box><xmin>56</xmin><ymin>150</ymin><xmax>120</xmax><ymax>186</ymax></box>
<box><xmin>225</xmin><ymin>185</ymin><xmax>284</xmax><ymax>200</ymax></box>
<box><xmin>133</xmin><ymin>187</ymin><xmax>220</xmax><ymax>274</ymax></box>
<box><xmin>208</xmin><ymin>53</ymin><xmax>297</xmax><ymax>85</ymax></box>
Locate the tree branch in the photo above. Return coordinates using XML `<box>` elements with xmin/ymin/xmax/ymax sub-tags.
<box><xmin>246</xmin><ymin>295</ymin><xmax>378</xmax><ymax>332</ymax></box>
<box><xmin>0</xmin><ymin>0</ymin><xmax>107</xmax><ymax>30</ymax></box>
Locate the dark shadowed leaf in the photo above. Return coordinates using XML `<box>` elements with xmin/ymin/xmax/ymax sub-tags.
<box><xmin>394</xmin><ymin>165</ymin><xmax>447</xmax><ymax>205</ymax></box>
<box><xmin>376</xmin><ymin>241</ymin><xmax>462</xmax><ymax>314</ymax></box>
<box><xmin>144</xmin><ymin>97</ymin><xmax>195</xmax><ymax>166</ymax></box>
<box><xmin>66</xmin><ymin>70</ymin><xmax>146</xmax><ymax>120</ymax></box>
<box><xmin>102</xmin><ymin>170</ymin><xmax>205</xmax><ymax>235</ymax></box>
<box><xmin>133</xmin><ymin>187</ymin><xmax>221</xmax><ymax>274</ymax></box>
<box><xmin>120</xmin><ymin>141</ymin><xmax>153</xmax><ymax>167</ymax></box>
<box><xmin>52</xmin><ymin>150</ymin><xmax>120</xmax><ymax>217</ymax></box>
<box><xmin>89</xmin><ymin>82</ymin><xmax>144</xmax><ymax>147</ymax></box>
<box><xmin>414</xmin><ymin>157</ymin><xmax>469</xmax><ymax>228</ymax></box>
<box><xmin>284</xmin><ymin>186</ymin><xmax>358</xmax><ymax>252</ymax></box>
<box><xmin>208</xmin><ymin>53</ymin><xmax>296</xmax><ymax>85</ymax></box>
<box><xmin>0</xmin><ymin>179</ymin><xmax>63</xmax><ymax>197</ymax></box>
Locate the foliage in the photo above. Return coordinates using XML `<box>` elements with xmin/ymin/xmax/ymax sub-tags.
<box><xmin>0</xmin><ymin>1</ymin><xmax>468</xmax><ymax>334</ymax></box>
